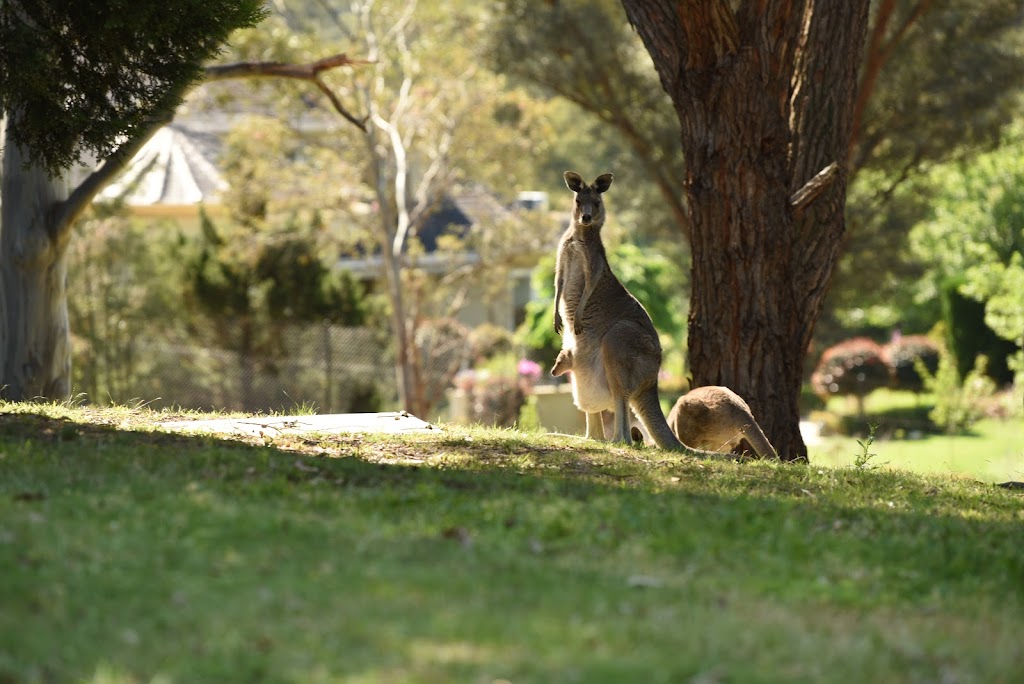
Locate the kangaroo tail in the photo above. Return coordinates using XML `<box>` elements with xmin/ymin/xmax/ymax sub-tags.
<box><xmin>631</xmin><ymin>385</ymin><xmax>719</xmax><ymax>457</ymax></box>
<box><xmin>742</xmin><ymin>422</ymin><xmax>779</xmax><ymax>460</ymax></box>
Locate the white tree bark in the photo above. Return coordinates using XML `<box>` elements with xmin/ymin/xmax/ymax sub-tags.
<box><xmin>0</xmin><ymin>113</ymin><xmax>73</xmax><ymax>400</ymax></box>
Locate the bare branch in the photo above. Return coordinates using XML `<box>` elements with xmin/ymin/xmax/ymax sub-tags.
<box><xmin>55</xmin><ymin>52</ymin><xmax>371</xmax><ymax>241</ymax></box>
<box><xmin>790</xmin><ymin>162</ymin><xmax>840</xmax><ymax>214</ymax></box>
<box><xmin>202</xmin><ymin>53</ymin><xmax>371</xmax><ymax>81</ymax></box>
<box><xmin>204</xmin><ymin>53</ymin><xmax>372</xmax><ymax>131</ymax></box>
<box><xmin>851</xmin><ymin>0</ymin><xmax>934</xmax><ymax>158</ymax></box>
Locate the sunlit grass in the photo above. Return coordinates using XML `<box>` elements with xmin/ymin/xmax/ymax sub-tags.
<box><xmin>808</xmin><ymin>389</ymin><xmax>1024</xmax><ymax>482</ymax></box>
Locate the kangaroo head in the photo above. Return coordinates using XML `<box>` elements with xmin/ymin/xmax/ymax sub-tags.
<box><xmin>564</xmin><ymin>171</ymin><xmax>613</xmax><ymax>228</ymax></box>
<box><xmin>550</xmin><ymin>347</ymin><xmax>574</xmax><ymax>377</ymax></box>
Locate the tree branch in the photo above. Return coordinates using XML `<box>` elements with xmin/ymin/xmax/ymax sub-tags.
<box><xmin>850</xmin><ymin>0</ymin><xmax>934</xmax><ymax>160</ymax></box>
<box><xmin>53</xmin><ymin>53</ymin><xmax>370</xmax><ymax>241</ymax></box>
<box><xmin>202</xmin><ymin>52</ymin><xmax>371</xmax><ymax>81</ymax></box>
<box><xmin>52</xmin><ymin>80</ymin><xmax>192</xmax><ymax>243</ymax></box>
<box><xmin>204</xmin><ymin>53</ymin><xmax>372</xmax><ymax>131</ymax></box>
<box><xmin>790</xmin><ymin>162</ymin><xmax>840</xmax><ymax>213</ymax></box>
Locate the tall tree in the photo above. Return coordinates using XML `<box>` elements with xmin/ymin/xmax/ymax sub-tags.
<box><xmin>0</xmin><ymin>0</ymin><xmax>266</xmax><ymax>401</ymax></box>
<box><xmin>491</xmin><ymin>0</ymin><xmax>1024</xmax><ymax>356</ymax></box>
<box><xmin>274</xmin><ymin>0</ymin><xmax>553</xmax><ymax>418</ymax></box>
<box><xmin>620</xmin><ymin>2</ymin><xmax>871</xmax><ymax>460</ymax></box>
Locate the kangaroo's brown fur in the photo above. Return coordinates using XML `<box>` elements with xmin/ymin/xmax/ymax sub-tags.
<box><xmin>667</xmin><ymin>386</ymin><xmax>779</xmax><ymax>459</ymax></box>
<box><xmin>552</xmin><ymin>171</ymin><xmax>702</xmax><ymax>453</ymax></box>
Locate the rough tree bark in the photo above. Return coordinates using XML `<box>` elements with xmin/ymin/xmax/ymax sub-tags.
<box><xmin>621</xmin><ymin>1</ymin><xmax>870</xmax><ymax>460</ymax></box>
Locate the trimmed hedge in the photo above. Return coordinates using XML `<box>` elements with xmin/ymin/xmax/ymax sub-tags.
<box><xmin>811</xmin><ymin>337</ymin><xmax>890</xmax><ymax>401</ymax></box>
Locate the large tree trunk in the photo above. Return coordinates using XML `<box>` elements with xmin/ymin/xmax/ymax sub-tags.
<box><xmin>0</xmin><ymin>116</ymin><xmax>73</xmax><ymax>401</ymax></box>
<box><xmin>622</xmin><ymin>1</ymin><xmax>870</xmax><ymax>460</ymax></box>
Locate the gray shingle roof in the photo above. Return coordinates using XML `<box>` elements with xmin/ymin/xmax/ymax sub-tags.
<box><xmin>99</xmin><ymin>123</ymin><xmax>226</xmax><ymax>206</ymax></box>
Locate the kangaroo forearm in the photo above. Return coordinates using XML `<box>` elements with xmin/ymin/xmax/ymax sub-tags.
<box><xmin>575</xmin><ymin>265</ymin><xmax>602</xmax><ymax>323</ymax></box>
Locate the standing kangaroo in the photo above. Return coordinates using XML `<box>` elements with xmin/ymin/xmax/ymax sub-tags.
<box><xmin>666</xmin><ymin>386</ymin><xmax>779</xmax><ymax>459</ymax></box>
<box><xmin>552</xmin><ymin>171</ymin><xmax>691</xmax><ymax>450</ymax></box>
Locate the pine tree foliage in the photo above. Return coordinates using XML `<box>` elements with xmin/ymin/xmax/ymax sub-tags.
<box><xmin>0</xmin><ymin>0</ymin><xmax>268</xmax><ymax>174</ymax></box>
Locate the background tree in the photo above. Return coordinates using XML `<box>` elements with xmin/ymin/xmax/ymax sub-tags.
<box><xmin>489</xmin><ymin>0</ymin><xmax>688</xmax><ymax>240</ymax></box>
<box><xmin>0</xmin><ymin>0</ymin><xmax>267</xmax><ymax>401</ymax></box>
<box><xmin>67</xmin><ymin>208</ymin><xmax>186</xmax><ymax>403</ymax></box>
<box><xmin>908</xmin><ymin>124</ymin><xmax>1024</xmax><ymax>383</ymax></box>
<box><xmin>620</xmin><ymin>2</ymin><xmax>871</xmax><ymax>460</ymax></box>
<box><xmin>241</xmin><ymin>1</ymin><xmax>555</xmax><ymax>417</ymax></box>
<box><xmin>0</xmin><ymin>1</ymin><xmax>378</xmax><ymax>403</ymax></box>
<box><xmin>823</xmin><ymin>0</ymin><xmax>1024</xmax><ymax>340</ymax></box>
<box><xmin>174</xmin><ymin>116</ymin><xmax>369</xmax><ymax>411</ymax></box>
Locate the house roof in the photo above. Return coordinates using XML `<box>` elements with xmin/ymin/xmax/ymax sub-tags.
<box><xmin>98</xmin><ymin>123</ymin><xmax>227</xmax><ymax>208</ymax></box>
<box><xmin>416</xmin><ymin>186</ymin><xmax>510</xmax><ymax>252</ymax></box>
<box><xmin>337</xmin><ymin>186</ymin><xmax>515</xmax><ymax>278</ymax></box>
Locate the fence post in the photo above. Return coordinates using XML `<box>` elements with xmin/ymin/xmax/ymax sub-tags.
<box><xmin>322</xmin><ymin>320</ymin><xmax>334</xmax><ymax>413</ymax></box>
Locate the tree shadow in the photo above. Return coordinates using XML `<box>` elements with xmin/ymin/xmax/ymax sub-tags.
<box><xmin>2</xmin><ymin>410</ymin><xmax>1023</xmax><ymax>683</ymax></box>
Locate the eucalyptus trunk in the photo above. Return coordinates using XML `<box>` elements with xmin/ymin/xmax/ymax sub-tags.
<box><xmin>0</xmin><ymin>116</ymin><xmax>73</xmax><ymax>401</ymax></box>
<box><xmin>621</xmin><ymin>1</ymin><xmax>870</xmax><ymax>460</ymax></box>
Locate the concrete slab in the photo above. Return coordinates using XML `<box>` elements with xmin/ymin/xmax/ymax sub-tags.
<box><xmin>158</xmin><ymin>411</ymin><xmax>436</xmax><ymax>437</ymax></box>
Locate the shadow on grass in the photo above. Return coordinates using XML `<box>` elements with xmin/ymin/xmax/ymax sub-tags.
<box><xmin>2</xmin><ymin>411</ymin><xmax>1023</xmax><ymax>683</ymax></box>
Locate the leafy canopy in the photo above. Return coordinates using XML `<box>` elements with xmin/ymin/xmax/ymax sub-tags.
<box><xmin>910</xmin><ymin>123</ymin><xmax>1024</xmax><ymax>318</ymax></box>
<box><xmin>0</xmin><ymin>0</ymin><xmax>267</xmax><ymax>174</ymax></box>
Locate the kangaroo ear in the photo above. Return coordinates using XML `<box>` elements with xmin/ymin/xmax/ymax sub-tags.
<box><xmin>564</xmin><ymin>171</ymin><xmax>584</xmax><ymax>193</ymax></box>
<box><xmin>594</xmin><ymin>173</ymin><xmax>614</xmax><ymax>193</ymax></box>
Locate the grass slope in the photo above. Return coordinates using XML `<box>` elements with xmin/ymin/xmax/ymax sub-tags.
<box><xmin>1</xmin><ymin>403</ymin><xmax>1022</xmax><ymax>683</ymax></box>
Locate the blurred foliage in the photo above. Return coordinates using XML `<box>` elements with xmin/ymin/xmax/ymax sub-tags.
<box><xmin>67</xmin><ymin>213</ymin><xmax>187</xmax><ymax>402</ymax></box>
<box><xmin>918</xmin><ymin>354</ymin><xmax>997</xmax><ymax>435</ymax></box>
<box><xmin>884</xmin><ymin>334</ymin><xmax>941</xmax><ymax>393</ymax></box>
<box><xmin>486</xmin><ymin>0</ymin><xmax>686</xmax><ymax>241</ymax></box>
<box><xmin>939</xmin><ymin>278</ymin><xmax>1018</xmax><ymax>385</ymax></box>
<box><xmin>907</xmin><ymin>124</ymin><xmax>1024</xmax><ymax>383</ymax></box>
<box><xmin>468</xmin><ymin>323</ymin><xmax>515</xmax><ymax>365</ymax></box>
<box><xmin>821</xmin><ymin>1</ymin><xmax>1024</xmax><ymax>342</ymax></box>
<box><xmin>175</xmin><ymin>111</ymin><xmax>371</xmax><ymax>372</ymax></box>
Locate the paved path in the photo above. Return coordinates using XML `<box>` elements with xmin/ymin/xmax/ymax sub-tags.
<box><xmin>159</xmin><ymin>411</ymin><xmax>823</xmax><ymax>447</ymax></box>
<box><xmin>159</xmin><ymin>411</ymin><xmax>436</xmax><ymax>437</ymax></box>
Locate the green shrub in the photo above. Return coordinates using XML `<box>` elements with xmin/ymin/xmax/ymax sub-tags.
<box><xmin>941</xmin><ymin>277</ymin><xmax>1017</xmax><ymax>384</ymax></box>
<box><xmin>469</xmin><ymin>323</ymin><xmax>515</xmax><ymax>364</ymax></box>
<box><xmin>917</xmin><ymin>353</ymin><xmax>996</xmax><ymax>434</ymax></box>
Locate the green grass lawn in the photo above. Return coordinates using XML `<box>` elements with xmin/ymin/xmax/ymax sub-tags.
<box><xmin>809</xmin><ymin>418</ymin><xmax>1024</xmax><ymax>483</ymax></box>
<box><xmin>807</xmin><ymin>389</ymin><xmax>1024</xmax><ymax>483</ymax></box>
<box><xmin>2</xmin><ymin>402</ymin><xmax>1023</xmax><ymax>683</ymax></box>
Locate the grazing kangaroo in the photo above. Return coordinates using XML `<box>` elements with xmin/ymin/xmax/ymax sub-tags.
<box><xmin>552</xmin><ymin>171</ymin><xmax>693</xmax><ymax>451</ymax></box>
<box><xmin>666</xmin><ymin>386</ymin><xmax>779</xmax><ymax>459</ymax></box>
